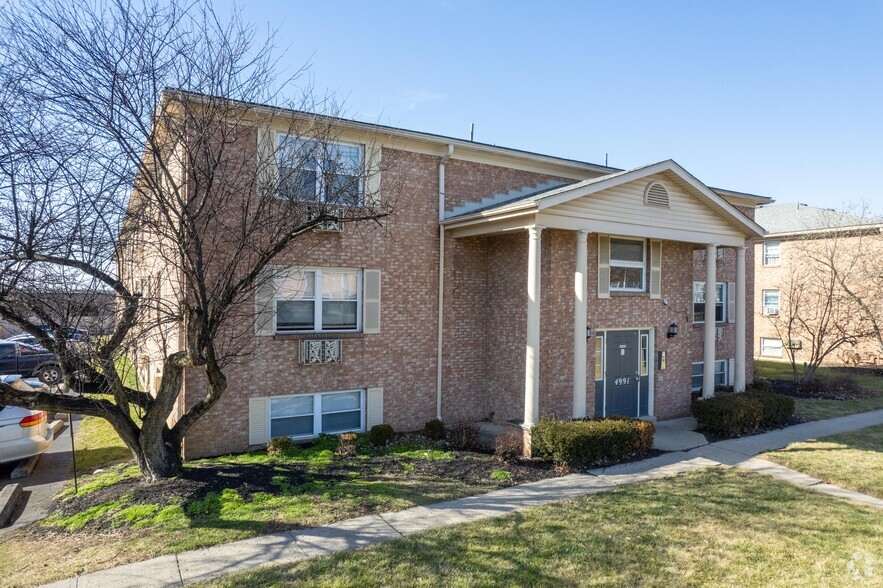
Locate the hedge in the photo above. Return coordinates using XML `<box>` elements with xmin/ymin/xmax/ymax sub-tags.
<box><xmin>691</xmin><ymin>392</ymin><xmax>794</xmax><ymax>438</ymax></box>
<box><xmin>531</xmin><ymin>417</ymin><xmax>655</xmax><ymax>470</ymax></box>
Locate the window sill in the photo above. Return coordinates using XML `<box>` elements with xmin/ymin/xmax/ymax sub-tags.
<box><xmin>274</xmin><ymin>332</ymin><xmax>365</xmax><ymax>340</ymax></box>
<box><xmin>609</xmin><ymin>291</ymin><xmax>649</xmax><ymax>297</ymax></box>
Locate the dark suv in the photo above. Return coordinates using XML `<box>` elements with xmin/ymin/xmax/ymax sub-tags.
<box><xmin>0</xmin><ymin>342</ymin><xmax>63</xmax><ymax>385</ymax></box>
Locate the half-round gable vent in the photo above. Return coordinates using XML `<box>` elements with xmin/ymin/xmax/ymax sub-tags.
<box><xmin>644</xmin><ymin>182</ymin><xmax>671</xmax><ymax>207</ymax></box>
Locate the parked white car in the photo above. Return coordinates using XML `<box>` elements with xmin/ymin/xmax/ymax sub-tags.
<box><xmin>0</xmin><ymin>376</ymin><xmax>54</xmax><ymax>464</ymax></box>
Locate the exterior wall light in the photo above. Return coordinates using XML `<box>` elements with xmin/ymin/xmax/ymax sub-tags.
<box><xmin>667</xmin><ymin>323</ymin><xmax>679</xmax><ymax>338</ymax></box>
<box><xmin>586</xmin><ymin>326</ymin><xmax>592</xmax><ymax>340</ymax></box>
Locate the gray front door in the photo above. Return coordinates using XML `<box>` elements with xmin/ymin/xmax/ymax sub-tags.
<box><xmin>605</xmin><ymin>330</ymin><xmax>640</xmax><ymax>417</ymax></box>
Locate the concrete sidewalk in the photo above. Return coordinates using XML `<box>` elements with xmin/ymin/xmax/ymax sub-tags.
<box><xmin>40</xmin><ymin>409</ymin><xmax>883</xmax><ymax>588</ymax></box>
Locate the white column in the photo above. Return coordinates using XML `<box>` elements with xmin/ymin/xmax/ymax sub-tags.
<box><xmin>573</xmin><ymin>230</ymin><xmax>589</xmax><ymax>418</ymax></box>
<box><xmin>703</xmin><ymin>243</ymin><xmax>718</xmax><ymax>397</ymax></box>
<box><xmin>524</xmin><ymin>225</ymin><xmax>544</xmax><ymax>427</ymax></box>
<box><xmin>734</xmin><ymin>245</ymin><xmax>747</xmax><ymax>392</ymax></box>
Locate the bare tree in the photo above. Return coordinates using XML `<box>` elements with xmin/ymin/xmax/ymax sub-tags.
<box><xmin>766</xmin><ymin>212</ymin><xmax>881</xmax><ymax>383</ymax></box>
<box><xmin>0</xmin><ymin>0</ymin><xmax>400</xmax><ymax>480</ymax></box>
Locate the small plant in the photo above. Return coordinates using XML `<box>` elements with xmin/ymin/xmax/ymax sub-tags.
<box><xmin>267</xmin><ymin>436</ymin><xmax>294</xmax><ymax>457</ymax></box>
<box><xmin>491</xmin><ymin>469</ymin><xmax>512</xmax><ymax>482</ymax></box>
<box><xmin>494</xmin><ymin>428</ymin><xmax>523</xmax><ymax>463</ymax></box>
<box><xmin>447</xmin><ymin>422</ymin><xmax>480</xmax><ymax>450</ymax></box>
<box><xmin>423</xmin><ymin>418</ymin><xmax>445</xmax><ymax>441</ymax></box>
<box><xmin>336</xmin><ymin>432</ymin><xmax>358</xmax><ymax>458</ymax></box>
<box><xmin>369</xmin><ymin>424</ymin><xmax>394</xmax><ymax>447</ymax></box>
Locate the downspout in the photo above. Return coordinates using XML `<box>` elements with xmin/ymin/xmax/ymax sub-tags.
<box><xmin>436</xmin><ymin>144</ymin><xmax>454</xmax><ymax>420</ymax></box>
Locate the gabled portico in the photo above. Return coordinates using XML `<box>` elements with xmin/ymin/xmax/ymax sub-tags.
<box><xmin>442</xmin><ymin>160</ymin><xmax>766</xmax><ymax>427</ymax></box>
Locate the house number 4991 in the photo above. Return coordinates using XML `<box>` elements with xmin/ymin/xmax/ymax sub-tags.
<box><xmin>614</xmin><ymin>377</ymin><xmax>630</xmax><ymax>385</ymax></box>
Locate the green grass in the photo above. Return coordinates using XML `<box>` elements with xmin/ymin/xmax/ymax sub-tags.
<box><xmin>200</xmin><ymin>468</ymin><xmax>883</xmax><ymax>588</ymax></box>
<box><xmin>755</xmin><ymin>360</ymin><xmax>883</xmax><ymax>421</ymax></box>
<box><xmin>765</xmin><ymin>424</ymin><xmax>883</xmax><ymax>499</ymax></box>
<box><xmin>72</xmin><ymin>416</ymin><xmax>136</xmax><ymax>473</ymax></box>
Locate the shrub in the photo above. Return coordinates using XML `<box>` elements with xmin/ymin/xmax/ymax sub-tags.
<box><xmin>747</xmin><ymin>378</ymin><xmax>773</xmax><ymax>394</ymax></box>
<box><xmin>336</xmin><ymin>432</ymin><xmax>358</xmax><ymax>458</ymax></box>
<box><xmin>369</xmin><ymin>424</ymin><xmax>394</xmax><ymax>447</ymax></box>
<box><xmin>531</xmin><ymin>417</ymin><xmax>655</xmax><ymax>470</ymax></box>
<box><xmin>494</xmin><ymin>428</ymin><xmax>523</xmax><ymax>463</ymax></box>
<box><xmin>691</xmin><ymin>392</ymin><xmax>794</xmax><ymax>437</ymax></box>
<box><xmin>798</xmin><ymin>375</ymin><xmax>863</xmax><ymax>399</ymax></box>
<box><xmin>423</xmin><ymin>418</ymin><xmax>446</xmax><ymax>441</ymax></box>
<box><xmin>447</xmin><ymin>422</ymin><xmax>480</xmax><ymax>451</ymax></box>
<box><xmin>266</xmin><ymin>436</ymin><xmax>294</xmax><ymax>457</ymax></box>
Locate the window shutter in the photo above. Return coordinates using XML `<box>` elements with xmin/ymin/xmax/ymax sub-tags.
<box><xmin>727</xmin><ymin>281</ymin><xmax>736</xmax><ymax>324</ymax></box>
<box><xmin>597</xmin><ymin>235</ymin><xmax>610</xmax><ymax>299</ymax></box>
<box><xmin>728</xmin><ymin>358</ymin><xmax>735</xmax><ymax>386</ymax></box>
<box><xmin>363</xmin><ymin>269</ymin><xmax>381</xmax><ymax>334</ymax></box>
<box><xmin>248</xmin><ymin>396</ymin><xmax>270</xmax><ymax>445</ymax></box>
<box><xmin>366</xmin><ymin>387</ymin><xmax>384</xmax><ymax>428</ymax></box>
<box><xmin>256</xmin><ymin>127</ymin><xmax>275</xmax><ymax>198</ymax></box>
<box><xmin>364</xmin><ymin>142</ymin><xmax>382</xmax><ymax>210</ymax></box>
<box><xmin>254</xmin><ymin>266</ymin><xmax>278</xmax><ymax>336</ymax></box>
<box><xmin>649</xmin><ymin>240</ymin><xmax>662</xmax><ymax>300</ymax></box>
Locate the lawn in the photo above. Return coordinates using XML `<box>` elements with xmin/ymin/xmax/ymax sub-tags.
<box><xmin>201</xmin><ymin>468</ymin><xmax>883</xmax><ymax>588</ymax></box>
<box><xmin>765</xmin><ymin>424</ymin><xmax>883</xmax><ymax>499</ymax></box>
<box><xmin>755</xmin><ymin>360</ymin><xmax>883</xmax><ymax>421</ymax></box>
<box><xmin>0</xmin><ymin>424</ymin><xmax>554</xmax><ymax>587</ymax></box>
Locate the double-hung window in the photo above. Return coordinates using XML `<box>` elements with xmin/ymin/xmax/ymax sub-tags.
<box><xmin>762</xmin><ymin>289</ymin><xmax>780</xmax><ymax>316</ymax></box>
<box><xmin>763</xmin><ymin>241</ymin><xmax>781</xmax><ymax>266</ymax></box>
<box><xmin>761</xmin><ymin>337</ymin><xmax>783</xmax><ymax>357</ymax></box>
<box><xmin>275</xmin><ymin>269</ymin><xmax>361</xmax><ymax>333</ymax></box>
<box><xmin>270</xmin><ymin>390</ymin><xmax>365</xmax><ymax>439</ymax></box>
<box><xmin>693</xmin><ymin>282</ymin><xmax>726</xmax><ymax>323</ymax></box>
<box><xmin>691</xmin><ymin>360</ymin><xmax>728</xmax><ymax>392</ymax></box>
<box><xmin>276</xmin><ymin>136</ymin><xmax>364</xmax><ymax>206</ymax></box>
<box><xmin>609</xmin><ymin>237</ymin><xmax>646</xmax><ymax>292</ymax></box>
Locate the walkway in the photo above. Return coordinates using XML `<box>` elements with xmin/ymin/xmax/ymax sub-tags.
<box><xmin>41</xmin><ymin>409</ymin><xmax>883</xmax><ymax>588</ymax></box>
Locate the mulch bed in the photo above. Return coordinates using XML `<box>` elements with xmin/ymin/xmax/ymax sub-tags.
<box><xmin>767</xmin><ymin>378</ymin><xmax>879</xmax><ymax>401</ymax></box>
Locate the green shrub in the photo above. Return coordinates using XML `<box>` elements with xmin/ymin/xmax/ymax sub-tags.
<box><xmin>336</xmin><ymin>432</ymin><xmax>358</xmax><ymax>458</ymax></box>
<box><xmin>747</xmin><ymin>378</ymin><xmax>773</xmax><ymax>394</ymax></box>
<box><xmin>369</xmin><ymin>424</ymin><xmax>394</xmax><ymax>447</ymax></box>
<box><xmin>267</xmin><ymin>436</ymin><xmax>294</xmax><ymax>457</ymax></box>
<box><xmin>423</xmin><ymin>418</ymin><xmax>445</xmax><ymax>441</ymax></box>
<box><xmin>691</xmin><ymin>392</ymin><xmax>794</xmax><ymax>437</ymax></box>
<box><xmin>531</xmin><ymin>417</ymin><xmax>655</xmax><ymax>470</ymax></box>
<box><xmin>447</xmin><ymin>422</ymin><xmax>480</xmax><ymax>450</ymax></box>
<box><xmin>798</xmin><ymin>375</ymin><xmax>863</xmax><ymax>399</ymax></box>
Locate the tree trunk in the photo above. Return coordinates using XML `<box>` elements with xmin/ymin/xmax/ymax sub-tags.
<box><xmin>135</xmin><ymin>431</ymin><xmax>183</xmax><ymax>481</ymax></box>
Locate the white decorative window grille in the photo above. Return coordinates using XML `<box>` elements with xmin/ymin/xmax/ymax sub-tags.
<box><xmin>300</xmin><ymin>339</ymin><xmax>342</xmax><ymax>364</ymax></box>
<box><xmin>716</xmin><ymin>327</ymin><xmax>724</xmax><ymax>341</ymax></box>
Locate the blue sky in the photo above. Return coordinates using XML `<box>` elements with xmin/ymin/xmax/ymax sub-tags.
<box><xmin>231</xmin><ymin>0</ymin><xmax>883</xmax><ymax>212</ymax></box>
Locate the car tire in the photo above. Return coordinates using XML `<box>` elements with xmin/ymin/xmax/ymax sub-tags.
<box><xmin>36</xmin><ymin>364</ymin><xmax>63</xmax><ymax>386</ymax></box>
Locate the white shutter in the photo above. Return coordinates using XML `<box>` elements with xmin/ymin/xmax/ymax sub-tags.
<box><xmin>727</xmin><ymin>281</ymin><xmax>736</xmax><ymax>324</ymax></box>
<box><xmin>254</xmin><ymin>266</ymin><xmax>278</xmax><ymax>336</ymax></box>
<box><xmin>728</xmin><ymin>358</ymin><xmax>735</xmax><ymax>386</ymax></box>
<box><xmin>597</xmin><ymin>235</ymin><xmax>610</xmax><ymax>299</ymax></box>
<box><xmin>248</xmin><ymin>397</ymin><xmax>270</xmax><ymax>445</ymax></box>
<box><xmin>256</xmin><ymin>127</ymin><xmax>275</xmax><ymax>198</ymax></box>
<box><xmin>363</xmin><ymin>142</ymin><xmax>382</xmax><ymax>210</ymax></box>
<box><xmin>363</xmin><ymin>269</ymin><xmax>381</xmax><ymax>334</ymax></box>
<box><xmin>649</xmin><ymin>240</ymin><xmax>662</xmax><ymax>300</ymax></box>
<box><xmin>366</xmin><ymin>387</ymin><xmax>384</xmax><ymax>428</ymax></box>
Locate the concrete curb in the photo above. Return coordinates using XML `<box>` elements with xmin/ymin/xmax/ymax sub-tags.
<box><xmin>0</xmin><ymin>483</ymin><xmax>22</xmax><ymax>527</ymax></box>
<box><xmin>11</xmin><ymin>454</ymin><xmax>41</xmax><ymax>480</ymax></box>
<box><xmin>49</xmin><ymin>419</ymin><xmax>65</xmax><ymax>435</ymax></box>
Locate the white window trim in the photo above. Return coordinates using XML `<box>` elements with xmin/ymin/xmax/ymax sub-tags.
<box><xmin>691</xmin><ymin>360</ymin><xmax>728</xmax><ymax>392</ymax></box>
<box><xmin>693</xmin><ymin>282</ymin><xmax>727</xmax><ymax>324</ymax></box>
<box><xmin>275</xmin><ymin>134</ymin><xmax>365</xmax><ymax>205</ymax></box>
<box><xmin>762</xmin><ymin>289</ymin><xmax>781</xmax><ymax>316</ymax></box>
<box><xmin>763</xmin><ymin>241</ymin><xmax>781</xmax><ymax>267</ymax></box>
<box><xmin>609</xmin><ymin>236</ymin><xmax>647</xmax><ymax>292</ymax></box>
<box><xmin>275</xmin><ymin>268</ymin><xmax>363</xmax><ymax>334</ymax></box>
<box><xmin>270</xmin><ymin>390</ymin><xmax>366</xmax><ymax>440</ymax></box>
<box><xmin>760</xmin><ymin>337</ymin><xmax>784</xmax><ymax>358</ymax></box>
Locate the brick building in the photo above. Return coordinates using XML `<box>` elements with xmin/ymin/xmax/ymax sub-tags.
<box><xmin>125</xmin><ymin>96</ymin><xmax>771</xmax><ymax>459</ymax></box>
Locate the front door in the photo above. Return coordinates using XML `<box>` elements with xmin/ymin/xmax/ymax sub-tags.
<box><xmin>605</xmin><ymin>330</ymin><xmax>640</xmax><ymax>417</ymax></box>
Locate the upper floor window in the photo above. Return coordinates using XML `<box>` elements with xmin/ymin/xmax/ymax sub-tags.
<box><xmin>275</xmin><ymin>269</ymin><xmax>362</xmax><ymax>333</ymax></box>
<box><xmin>276</xmin><ymin>136</ymin><xmax>364</xmax><ymax>206</ymax></box>
<box><xmin>763</xmin><ymin>241</ymin><xmax>781</xmax><ymax>266</ymax></box>
<box><xmin>609</xmin><ymin>237</ymin><xmax>646</xmax><ymax>292</ymax></box>
<box><xmin>693</xmin><ymin>282</ymin><xmax>726</xmax><ymax>323</ymax></box>
<box><xmin>762</xmin><ymin>289</ymin><xmax>780</xmax><ymax>316</ymax></box>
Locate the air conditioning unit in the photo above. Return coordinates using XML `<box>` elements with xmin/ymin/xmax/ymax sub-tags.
<box><xmin>787</xmin><ymin>339</ymin><xmax>802</xmax><ymax>350</ymax></box>
<box><xmin>300</xmin><ymin>339</ymin><xmax>342</xmax><ymax>364</ymax></box>
<box><xmin>307</xmin><ymin>207</ymin><xmax>343</xmax><ymax>232</ymax></box>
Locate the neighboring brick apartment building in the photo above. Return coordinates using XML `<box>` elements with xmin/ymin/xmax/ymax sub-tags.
<box><xmin>125</xmin><ymin>96</ymin><xmax>771</xmax><ymax>459</ymax></box>
<box><xmin>753</xmin><ymin>203</ymin><xmax>883</xmax><ymax>366</ymax></box>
